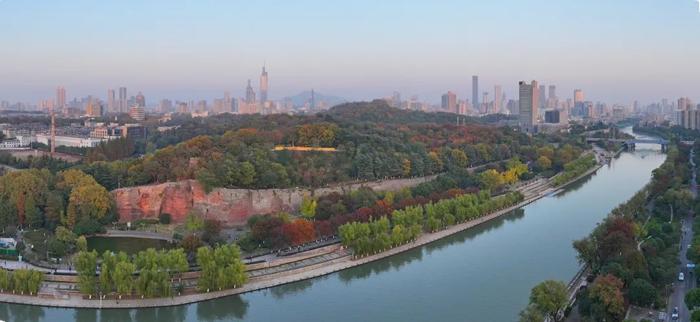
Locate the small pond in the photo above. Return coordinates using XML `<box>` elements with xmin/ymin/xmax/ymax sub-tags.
<box><xmin>86</xmin><ymin>237</ymin><xmax>173</xmax><ymax>255</ymax></box>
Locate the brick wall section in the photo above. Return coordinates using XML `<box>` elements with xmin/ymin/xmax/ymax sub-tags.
<box><xmin>113</xmin><ymin>175</ymin><xmax>439</xmax><ymax>226</ymax></box>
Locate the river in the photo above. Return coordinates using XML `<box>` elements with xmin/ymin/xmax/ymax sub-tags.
<box><xmin>0</xmin><ymin>128</ymin><xmax>666</xmax><ymax>322</ymax></box>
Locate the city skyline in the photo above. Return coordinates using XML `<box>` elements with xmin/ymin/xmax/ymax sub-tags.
<box><xmin>2</xmin><ymin>0</ymin><xmax>700</xmax><ymax>104</ymax></box>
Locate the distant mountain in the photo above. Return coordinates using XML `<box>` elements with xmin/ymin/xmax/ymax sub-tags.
<box><xmin>282</xmin><ymin>91</ymin><xmax>347</xmax><ymax>108</ymax></box>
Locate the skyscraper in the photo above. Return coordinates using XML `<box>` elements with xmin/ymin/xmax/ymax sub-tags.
<box><xmin>573</xmin><ymin>89</ymin><xmax>584</xmax><ymax>117</ymax></box>
<box><xmin>224</xmin><ymin>91</ymin><xmax>233</xmax><ymax>113</ymax></box>
<box><xmin>494</xmin><ymin>85</ymin><xmax>502</xmax><ymax>113</ymax></box>
<box><xmin>107</xmin><ymin>89</ymin><xmax>116</xmax><ymax>113</ymax></box>
<box><xmin>471</xmin><ymin>75</ymin><xmax>479</xmax><ymax>110</ymax></box>
<box><xmin>245</xmin><ymin>80</ymin><xmax>256</xmax><ymax>104</ymax></box>
<box><xmin>56</xmin><ymin>86</ymin><xmax>66</xmax><ymax>111</ymax></box>
<box><xmin>441</xmin><ymin>91</ymin><xmax>457</xmax><ymax>113</ymax></box>
<box><xmin>259</xmin><ymin>66</ymin><xmax>269</xmax><ymax>103</ymax></box>
<box><xmin>519</xmin><ymin>80</ymin><xmax>539</xmax><ymax>133</ymax></box>
<box><xmin>135</xmin><ymin>91</ymin><xmax>145</xmax><ymax>107</ymax></box>
<box><xmin>538</xmin><ymin>85</ymin><xmax>546</xmax><ymax>109</ymax></box>
<box><xmin>118</xmin><ymin>87</ymin><xmax>127</xmax><ymax>113</ymax></box>
<box><xmin>548</xmin><ymin>85</ymin><xmax>557</xmax><ymax>100</ymax></box>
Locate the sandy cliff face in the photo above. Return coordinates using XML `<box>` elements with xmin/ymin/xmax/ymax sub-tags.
<box><xmin>112</xmin><ymin>176</ymin><xmax>438</xmax><ymax>226</ymax></box>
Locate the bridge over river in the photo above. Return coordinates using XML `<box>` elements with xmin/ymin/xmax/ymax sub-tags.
<box><xmin>586</xmin><ymin>137</ymin><xmax>671</xmax><ymax>150</ymax></box>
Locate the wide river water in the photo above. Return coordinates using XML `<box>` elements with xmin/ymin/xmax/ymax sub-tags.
<box><xmin>0</xmin><ymin>129</ymin><xmax>667</xmax><ymax>322</ymax></box>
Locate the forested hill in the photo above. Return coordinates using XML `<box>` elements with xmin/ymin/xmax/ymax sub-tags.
<box><xmin>146</xmin><ymin>100</ymin><xmax>512</xmax><ymax>151</ymax></box>
<box><xmin>64</xmin><ymin>101</ymin><xmax>580</xmax><ymax>192</ymax></box>
<box><xmin>327</xmin><ymin>100</ymin><xmax>496</xmax><ymax>125</ymax></box>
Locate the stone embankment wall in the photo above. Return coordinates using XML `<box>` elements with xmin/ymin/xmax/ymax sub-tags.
<box><xmin>113</xmin><ymin>175</ymin><xmax>438</xmax><ymax>226</ymax></box>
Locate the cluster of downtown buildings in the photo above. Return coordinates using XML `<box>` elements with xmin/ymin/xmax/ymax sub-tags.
<box><xmin>19</xmin><ymin>66</ymin><xmax>332</xmax><ymax>121</ymax></box>
<box><xmin>0</xmin><ymin>69</ymin><xmax>695</xmax><ymax>150</ymax></box>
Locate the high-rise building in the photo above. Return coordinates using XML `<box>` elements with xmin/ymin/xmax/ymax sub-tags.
<box><xmin>245</xmin><ymin>80</ymin><xmax>256</xmax><ymax>104</ymax></box>
<box><xmin>158</xmin><ymin>99</ymin><xmax>172</xmax><ymax>113</ymax></box>
<box><xmin>196</xmin><ymin>100</ymin><xmax>207</xmax><ymax>112</ymax></box>
<box><xmin>135</xmin><ymin>92</ymin><xmax>146</xmax><ymax>107</ymax></box>
<box><xmin>118</xmin><ymin>87</ymin><xmax>127</xmax><ymax>113</ymax></box>
<box><xmin>391</xmin><ymin>91</ymin><xmax>401</xmax><ymax>108</ymax></box>
<box><xmin>573</xmin><ymin>89</ymin><xmax>584</xmax><ymax>117</ymax></box>
<box><xmin>107</xmin><ymin>89</ymin><xmax>116</xmax><ymax>113</ymax></box>
<box><xmin>494</xmin><ymin>85</ymin><xmax>502</xmax><ymax>113</ymax></box>
<box><xmin>518</xmin><ymin>80</ymin><xmax>539</xmax><ymax>133</ymax></box>
<box><xmin>259</xmin><ymin>66</ymin><xmax>269</xmax><ymax>103</ymax></box>
<box><xmin>472</xmin><ymin>76</ymin><xmax>479</xmax><ymax>110</ymax></box>
<box><xmin>538</xmin><ymin>85</ymin><xmax>546</xmax><ymax>109</ymax></box>
<box><xmin>548</xmin><ymin>85</ymin><xmax>557</xmax><ymax>100</ymax></box>
<box><xmin>544</xmin><ymin>110</ymin><xmax>560</xmax><ymax>123</ymax></box>
<box><xmin>56</xmin><ymin>86</ymin><xmax>66</xmax><ymax>111</ymax></box>
<box><xmin>86</xmin><ymin>98</ymin><xmax>103</xmax><ymax>117</ymax></box>
<box><xmin>441</xmin><ymin>91</ymin><xmax>457</xmax><ymax>113</ymax></box>
<box><xmin>482</xmin><ymin>92</ymin><xmax>489</xmax><ymax>113</ymax></box>
<box><xmin>129</xmin><ymin>105</ymin><xmax>145</xmax><ymax>121</ymax></box>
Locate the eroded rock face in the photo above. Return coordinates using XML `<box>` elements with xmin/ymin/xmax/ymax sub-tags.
<box><xmin>112</xmin><ymin>176</ymin><xmax>438</xmax><ymax>226</ymax></box>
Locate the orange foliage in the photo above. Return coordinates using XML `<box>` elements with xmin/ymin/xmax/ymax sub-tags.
<box><xmin>282</xmin><ymin>219</ymin><xmax>316</xmax><ymax>246</ymax></box>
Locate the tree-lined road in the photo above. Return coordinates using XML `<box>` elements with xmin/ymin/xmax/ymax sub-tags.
<box><xmin>668</xmin><ymin>147</ymin><xmax>697</xmax><ymax>322</ymax></box>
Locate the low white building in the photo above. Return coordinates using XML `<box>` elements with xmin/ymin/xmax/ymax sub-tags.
<box><xmin>36</xmin><ymin>134</ymin><xmax>106</xmax><ymax>148</ymax></box>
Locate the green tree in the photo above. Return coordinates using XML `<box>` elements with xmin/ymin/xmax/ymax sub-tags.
<box><xmin>628</xmin><ymin>278</ymin><xmax>657</xmax><ymax>307</ymax></box>
<box><xmin>535</xmin><ymin>156</ymin><xmax>552</xmax><ymax>171</ymax></box>
<box><xmin>691</xmin><ymin>309</ymin><xmax>700</xmax><ymax>322</ymax></box>
<box><xmin>528</xmin><ymin>280</ymin><xmax>568</xmax><ymax>321</ymax></box>
<box><xmin>519</xmin><ymin>304</ymin><xmax>545</xmax><ymax>322</ymax></box>
<box><xmin>75</xmin><ymin>251</ymin><xmax>98</xmax><ymax>296</ymax></box>
<box><xmin>100</xmin><ymin>250</ymin><xmax>117</xmax><ymax>293</ymax></box>
<box><xmin>76</xmin><ymin>235</ymin><xmax>88</xmax><ymax>252</ymax></box>
<box><xmin>55</xmin><ymin>226</ymin><xmax>77</xmax><ymax>246</ymax></box>
<box><xmin>197</xmin><ymin>244</ymin><xmax>247</xmax><ymax>292</ymax></box>
<box><xmin>23</xmin><ymin>196</ymin><xmax>43</xmax><ymax>228</ymax></box>
<box><xmin>300</xmin><ymin>196</ymin><xmax>317</xmax><ymax>220</ymax></box>
<box><xmin>479</xmin><ymin>169</ymin><xmax>504</xmax><ymax>191</ymax></box>
<box><xmin>588</xmin><ymin>274</ymin><xmax>625</xmax><ymax>322</ymax></box>
<box><xmin>113</xmin><ymin>261</ymin><xmax>135</xmax><ymax>298</ymax></box>
<box><xmin>185</xmin><ymin>211</ymin><xmax>204</xmax><ymax>233</ymax></box>
<box><xmin>687</xmin><ymin>288</ymin><xmax>700</xmax><ymax>310</ymax></box>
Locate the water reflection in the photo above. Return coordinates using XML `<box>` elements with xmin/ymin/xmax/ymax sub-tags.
<box><xmin>338</xmin><ymin>248</ymin><xmax>424</xmax><ymax>284</ymax></box>
<box><xmin>74</xmin><ymin>309</ymin><xmax>97</xmax><ymax>322</ymax></box>
<box><xmin>101</xmin><ymin>308</ymin><xmax>133</xmax><ymax>322</ymax></box>
<box><xmin>269</xmin><ymin>279</ymin><xmax>315</xmax><ymax>299</ymax></box>
<box><xmin>424</xmin><ymin>208</ymin><xmax>524</xmax><ymax>255</ymax></box>
<box><xmin>7</xmin><ymin>303</ymin><xmax>44</xmax><ymax>322</ymax></box>
<box><xmin>196</xmin><ymin>295</ymin><xmax>248</xmax><ymax>321</ymax></box>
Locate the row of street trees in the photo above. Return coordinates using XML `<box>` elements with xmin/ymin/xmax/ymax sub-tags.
<box><xmin>552</xmin><ymin>154</ymin><xmax>597</xmax><ymax>186</ymax></box>
<box><xmin>196</xmin><ymin>244</ymin><xmax>248</xmax><ymax>292</ymax></box>
<box><xmin>75</xmin><ymin>244</ymin><xmax>248</xmax><ymax>299</ymax></box>
<box><xmin>75</xmin><ymin>248</ymin><xmax>188</xmax><ymax>298</ymax></box>
<box><xmin>339</xmin><ymin>191</ymin><xmax>524</xmax><ymax>257</ymax></box>
<box><xmin>0</xmin><ymin>269</ymin><xmax>43</xmax><ymax>295</ymax></box>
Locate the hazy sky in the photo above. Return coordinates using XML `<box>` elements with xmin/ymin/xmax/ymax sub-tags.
<box><xmin>2</xmin><ymin>0</ymin><xmax>700</xmax><ymax>105</ymax></box>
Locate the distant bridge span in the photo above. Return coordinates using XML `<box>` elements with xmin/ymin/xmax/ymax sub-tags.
<box><xmin>585</xmin><ymin>137</ymin><xmax>669</xmax><ymax>145</ymax></box>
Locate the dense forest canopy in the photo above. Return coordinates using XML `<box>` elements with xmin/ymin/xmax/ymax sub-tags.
<box><xmin>68</xmin><ymin>100</ymin><xmax>583</xmax><ymax>191</ymax></box>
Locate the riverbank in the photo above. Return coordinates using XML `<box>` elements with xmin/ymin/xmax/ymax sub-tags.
<box><xmin>0</xmin><ymin>155</ymin><xmax>606</xmax><ymax>309</ymax></box>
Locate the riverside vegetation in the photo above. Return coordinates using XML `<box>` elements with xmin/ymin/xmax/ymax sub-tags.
<box><xmin>0</xmin><ymin>102</ymin><xmax>606</xmax><ymax>301</ymax></box>
<box><xmin>522</xmin><ymin>139</ymin><xmax>692</xmax><ymax>322</ymax></box>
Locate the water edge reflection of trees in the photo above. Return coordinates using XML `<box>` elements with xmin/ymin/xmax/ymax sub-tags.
<box><xmin>196</xmin><ymin>295</ymin><xmax>249</xmax><ymax>321</ymax></box>
<box><xmin>4</xmin><ymin>303</ymin><xmax>45</xmax><ymax>322</ymax></box>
